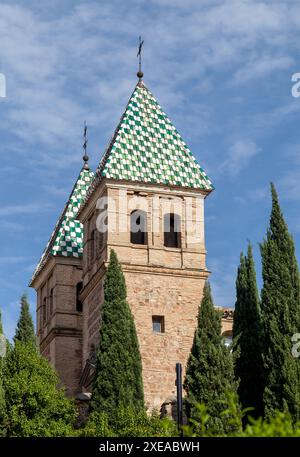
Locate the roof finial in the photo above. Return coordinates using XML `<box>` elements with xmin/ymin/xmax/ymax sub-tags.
<box><xmin>137</xmin><ymin>36</ymin><xmax>144</xmax><ymax>80</ymax></box>
<box><xmin>82</xmin><ymin>121</ymin><xmax>89</xmax><ymax>170</ymax></box>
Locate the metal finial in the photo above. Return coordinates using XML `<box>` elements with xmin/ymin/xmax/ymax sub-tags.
<box><xmin>83</xmin><ymin>121</ymin><xmax>89</xmax><ymax>170</ymax></box>
<box><xmin>137</xmin><ymin>36</ymin><xmax>144</xmax><ymax>80</ymax></box>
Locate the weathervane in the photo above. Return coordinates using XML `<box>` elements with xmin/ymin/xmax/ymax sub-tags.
<box><xmin>137</xmin><ymin>36</ymin><xmax>144</xmax><ymax>80</ymax></box>
<box><xmin>82</xmin><ymin>121</ymin><xmax>89</xmax><ymax>170</ymax></box>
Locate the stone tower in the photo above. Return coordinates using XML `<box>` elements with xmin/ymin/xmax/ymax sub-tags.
<box><xmin>30</xmin><ymin>165</ymin><xmax>94</xmax><ymax>396</ymax></box>
<box><xmin>31</xmin><ymin>76</ymin><xmax>215</xmax><ymax>410</ymax></box>
<box><xmin>77</xmin><ymin>79</ymin><xmax>214</xmax><ymax>409</ymax></box>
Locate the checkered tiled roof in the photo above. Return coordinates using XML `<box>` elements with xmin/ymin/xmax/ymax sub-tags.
<box><xmin>31</xmin><ymin>80</ymin><xmax>213</xmax><ymax>283</ymax></box>
<box><xmin>30</xmin><ymin>167</ymin><xmax>94</xmax><ymax>283</ymax></box>
<box><xmin>96</xmin><ymin>81</ymin><xmax>213</xmax><ymax>190</ymax></box>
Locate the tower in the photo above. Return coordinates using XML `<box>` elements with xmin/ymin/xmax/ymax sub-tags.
<box><xmin>30</xmin><ymin>156</ymin><xmax>94</xmax><ymax>396</ymax></box>
<box><xmin>77</xmin><ymin>78</ymin><xmax>214</xmax><ymax>409</ymax></box>
<box><xmin>30</xmin><ymin>69</ymin><xmax>215</xmax><ymax>409</ymax></box>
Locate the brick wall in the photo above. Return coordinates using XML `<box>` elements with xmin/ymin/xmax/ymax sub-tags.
<box><xmin>32</xmin><ymin>178</ymin><xmax>233</xmax><ymax>407</ymax></box>
<box><xmin>32</xmin><ymin>257</ymin><xmax>84</xmax><ymax>397</ymax></box>
<box><xmin>79</xmin><ymin>180</ymin><xmax>211</xmax><ymax>409</ymax></box>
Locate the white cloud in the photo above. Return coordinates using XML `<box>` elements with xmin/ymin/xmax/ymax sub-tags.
<box><xmin>248</xmin><ymin>186</ymin><xmax>269</xmax><ymax>201</ymax></box>
<box><xmin>1</xmin><ymin>299</ymin><xmax>30</xmax><ymax>341</ymax></box>
<box><xmin>0</xmin><ymin>0</ymin><xmax>299</xmax><ymax>171</ymax></box>
<box><xmin>275</xmin><ymin>143</ymin><xmax>300</xmax><ymax>201</ymax></box>
<box><xmin>220</xmin><ymin>139</ymin><xmax>260</xmax><ymax>176</ymax></box>
<box><xmin>0</xmin><ymin>256</ymin><xmax>27</xmax><ymax>264</ymax></box>
<box><xmin>206</xmin><ymin>214</ymin><xmax>217</xmax><ymax>223</ymax></box>
<box><xmin>1</xmin><ymin>0</ymin><xmax>300</xmax><ymax>340</ymax></box>
<box><xmin>232</xmin><ymin>55</ymin><xmax>294</xmax><ymax>85</ymax></box>
<box><xmin>0</xmin><ymin>221</ymin><xmax>24</xmax><ymax>231</ymax></box>
<box><xmin>42</xmin><ymin>184</ymin><xmax>72</xmax><ymax>197</ymax></box>
<box><xmin>280</xmin><ymin>168</ymin><xmax>300</xmax><ymax>201</ymax></box>
<box><xmin>208</xmin><ymin>257</ymin><xmax>238</xmax><ymax>308</ymax></box>
<box><xmin>252</xmin><ymin>102</ymin><xmax>300</xmax><ymax>134</ymax></box>
<box><xmin>23</xmin><ymin>263</ymin><xmax>38</xmax><ymax>273</ymax></box>
<box><xmin>0</xmin><ymin>203</ymin><xmax>52</xmax><ymax>217</ymax></box>
<box><xmin>1</xmin><ymin>309</ymin><xmax>17</xmax><ymax>341</ymax></box>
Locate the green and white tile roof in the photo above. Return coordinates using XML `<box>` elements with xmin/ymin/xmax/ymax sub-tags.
<box><xmin>51</xmin><ymin>168</ymin><xmax>94</xmax><ymax>257</ymax></box>
<box><xmin>32</xmin><ymin>80</ymin><xmax>212</xmax><ymax>283</ymax></box>
<box><xmin>30</xmin><ymin>167</ymin><xmax>94</xmax><ymax>283</ymax></box>
<box><xmin>96</xmin><ymin>81</ymin><xmax>213</xmax><ymax>190</ymax></box>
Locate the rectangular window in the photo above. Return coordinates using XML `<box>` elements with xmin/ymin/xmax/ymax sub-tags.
<box><xmin>164</xmin><ymin>213</ymin><xmax>181</xmax><ymax>248</ymax></box>
<box><xmin>152</xmin><ymin>316</ymin><xmax>165</xmax><ymax>333</ymax></box>
<box><xmin>76</xmin><ymin>282</ymin><xmax>83</xmax><ymax>312</ymax></box>
<box><xmin>49</xmin><ymin>288</ymin><xmax>53</xmax><ymax>316</ymax></box>
<box><xmin>43</xmin><ymin>297</ymin><xmax>47</xmax><ymax>325</ymax></box>
<box><xmin>88</xmin><ymin>228</ymin><xmax>95</xmax><ymax>263</ymax></box>
<box><xmin>91</xmin><ymin>229</ymin><xmax>94</xmax><ymax>261</ymax></box>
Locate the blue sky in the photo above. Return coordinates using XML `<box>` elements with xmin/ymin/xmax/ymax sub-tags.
<box><xmin>1</xmin><ymin>0</ymin><xmax>300</xmax><ymax>339</ymax></box>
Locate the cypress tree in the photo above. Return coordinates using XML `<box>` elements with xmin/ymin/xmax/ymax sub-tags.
<box><xmin>184</xmin><ymin>282</ymin><xmax>237</xmax><ymax>434</ymax></box>
<box><xmin>260</xmin><ymin>183</ymin><xmax>300</xmax><ymax>421</ymax></box>
<box><xmin>90</xmin><ymin>249</ymin><xmax>144</xmax><ymax>415</ymax></box>
<box><xmin>233</xmin><ymin>253</ymin><xmax>247</xmax><ymax>341</ymax></box>
<box><xmin>232</xmin><ymin>245</ymin><xmax>264</xmax><ymax>419</ymax></box>
<box><xmin>14</xmin><ymin>294</ymin><xmax>36</xmax><ymax>348</ymax></box>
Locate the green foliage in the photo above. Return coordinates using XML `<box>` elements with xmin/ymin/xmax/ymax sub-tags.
<box><xmin>244</xmin><ymin>412</ymin><xmax>300</xmax><ymax>437</ymax></box>
<box><xmin>90</xmin><ymin>249</ymin><xmax>144</xmax><ymax>416</ymax></box>
<box><xmin>260</xmin><ymin>183</ymin><xmax>300</xmax><ymax>422</ymax></box>
<box><xmin>183</xmin><ymin>392</ymin><xmax>244</xmax><ymax>437</ymax></box>
<box><xmin>183</xmin><ymin>393</ymin><xmax>300</xmax><ymax>437</ymax></box>
<box><xmin>14</xmin><ymin>294</ymin><xmax>37</xmax><ymax>348</ymax></box>
<box><xmin>232</xmin><ymin>245</ymin><xmax>264</xmax><ymax>418</ymax></box>
<box><xmin>2</xmin><ymin>184</ymin><xmax>300</xmax><ymax>438</ymax></box>
<box><xmin>183</xmin><ymin>403</ymin><xmax>211</xmax><ymax>437</ymax></box>
<box><xmin>184</xmin><ymin>282</ymin><xmax>238</xmax><ymax>434</ymax></box>
<box><xmin>4</xmin><ymin>341</ymin><xmax>76</xmax><ymax>436</ymax></box>
<box><xmin>79</xmin><ymin>406</ymin><xmax>177</xmax><ymax>437</ymax></box>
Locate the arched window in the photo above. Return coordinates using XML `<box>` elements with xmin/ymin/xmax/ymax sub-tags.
<box><xmin>130</xmin><ymin>210</ymin><xmax>147</xmax><ymax>245</ymax></box>
<box><xmin>164</xmin><ymin>213</ymin><xmax>181</xmax><ymax>248</ymax></box>
<box><xmin>76</xmin><ymin>282</ymin><xmax>83</xmax><ymax>312</ymax></box>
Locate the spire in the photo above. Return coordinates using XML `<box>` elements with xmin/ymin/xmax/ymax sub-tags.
<box><xmin>30</xmin><ymin>164</ymin><xmax>94</xmax><ymax>284</ymax></box>
<box><xmin>95</xmin><ymin>82</ymin><xmax>213</xmax><ymax>191</ymax></box>
<box><xmin>83</xmin><ymin>120</ymin><xmax>89</xmax><ymax>170</ymax></box>
<box><xmin>136</xmin><ymin>36</ymin><xmax>144</xmax><ymax>80</ymax></box>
